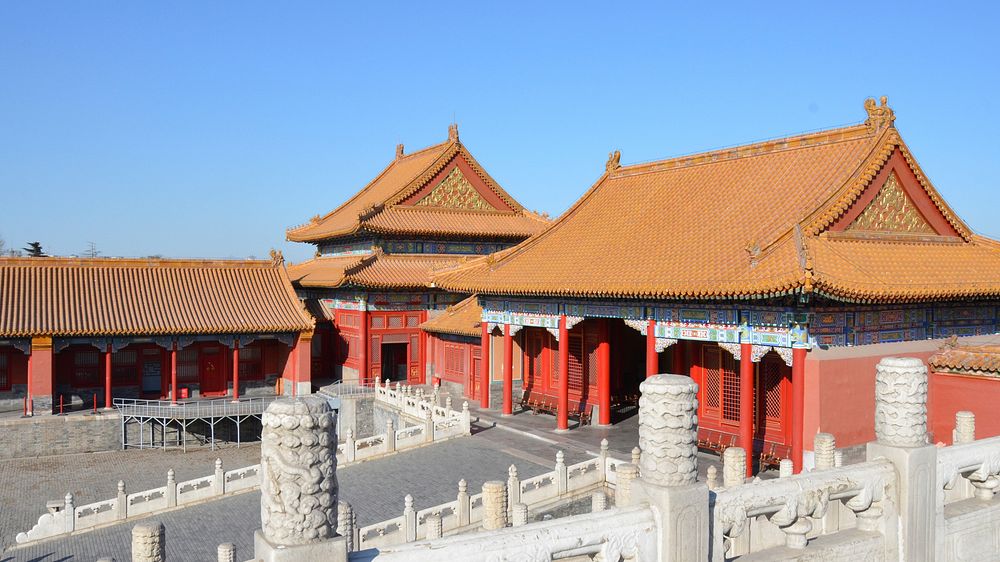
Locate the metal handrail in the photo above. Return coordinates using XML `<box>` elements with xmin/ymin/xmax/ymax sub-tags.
<box><xmin>113</xmin><ymin>396</ymin><xmax>275</xmax><ymax>419</ymax></box>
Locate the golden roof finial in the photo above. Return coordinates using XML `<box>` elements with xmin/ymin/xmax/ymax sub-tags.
<box><xmin>395</xmin><ymin>143</ymin><xmax>405</xmax><ymax>159</ymax></box>
<box><xmin>448</xmin><ymin>123</ymin><xmax>459</xmax><ymax>141</ymax></box>
<box><xmin>864</xmin><ymin>96</ymin><xmax>895</xmax><ymax>134</ymax></box>
<box><xmin>606</xmin><ymin>150</ymin><xmax>621</xmax><ymax>173</ymax></box>
<box><xmin>309</xmin><ymin>214</ymin><xmax>321</xmax><ymax>224</ymax></box>
<box><xmin>269</xmin><ymin>249</ymin><xmax>284</xmax><ymax>266</ymax></box>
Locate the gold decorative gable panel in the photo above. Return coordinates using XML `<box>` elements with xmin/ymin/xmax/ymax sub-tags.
<box><xmin>415</xmin><ymin>167</ymin><xmax>493</xmax><ymax>211</ymax></box>
<box><xmin>847</xmin><ymin>171</ymin><xmax>935</xmax><ymax>234</ymax></box>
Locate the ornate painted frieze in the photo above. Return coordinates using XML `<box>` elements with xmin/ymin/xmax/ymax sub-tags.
<box><xmin>847</xmin><ymin>171</ymin><xmax>935</xmax><ymax>234</ymax></box>
<box><xmin>415</xmin><ymin>167</ymin><xmax>492</xmax><ymax>210</ymax></box>
<box><xmin>564</xmin><ymin>302</ymin><xmax>645</xmax><ymax>320</ymax></box>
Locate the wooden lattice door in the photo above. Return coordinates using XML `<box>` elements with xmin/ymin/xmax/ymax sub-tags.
<box><xmin>755</xmin><ymin>353</ymin><xmax>791</xmax><ymax>444</ymax></box>
<box><xmin>700</xmin><ymin>345</ymin><xmax>739</xmax><ymax>430</ymax></box>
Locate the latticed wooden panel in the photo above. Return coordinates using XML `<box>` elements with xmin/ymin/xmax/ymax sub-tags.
<box><xmin>567</xmin><ymin>334</ymin><xmax>585</xmax><ymax>393</ymax></box>
<box><xmin>722</xmin><ymin>355</ymin><xmax>740</xmax><ymax>422</ymax></box>
<box><xmin>445</xmin><ymin>344</ymin><xmax>466</xmax><ymax>373</ymax></box>
<box><xmin>584</xmin><ymin>327</ymin><xmax>600</xmax><ymax>386</ymax></box>
<box><xmin>763</xmin><ymin>358</ymin><xmax>783</xmax><ymax>420</ymax></box>
<box><xmin>703</xmin><ymin>347</ymin><xmax>720</xmax><ymax>410</ymax></box>
<box><xmin>406</xmin><ymin>315</ymin><xmax>420</xmax><ymax>328</ymax></box>
<box><xmin>371</xmin><ymin>316</ymin><xmax>385</xmax><ymax>329</ymax></box>
<box><xmin>0</xmin><ymin>351</ymin><xmax>9</xmax><ymax>391</ymax></box>
<box><xmin>410</xmin><ymin>335</ymin><xmax>419</xmax><ymax>363</ymax></box>
<box><xmin>526</xmin><ymin>333</ymin><xmax>544</xmax><ymax>387</ymax></box>
<box><xmin>388</xmin><ymin>316</ymin><xmax>403</xmax><ymax>329</ymax></box>
<box><xmin>370</xmin><ymin>336</ymin><xmax>381</xmax><ymax>363</ymax></box>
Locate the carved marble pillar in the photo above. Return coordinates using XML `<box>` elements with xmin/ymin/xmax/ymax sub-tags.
<box><xmin>814</xmin><ymin>433</ymin><xmax>836</xmax><ymax>470</ymax></box>
<box><xmin>954</xmin><ymin>411</ymin><xmax>975</xmax><ymax>444</ymax></box>
<box><xmin>217</xmin><ymin>543</ymin><xmax>236</xmax><ymax>562</ymax></box>
<box><xmin>482</xmin><ymin>481</ymin><xmax>507</xmax><ymax>530</ymax></box>
<box><xmin>255</xmin><ymin>396</ymin><xmax>345</xmax><ymax>562</ymax></box>
<box><xmin>722</xmin><ymin>447</ymin><xmax>746</xmax><ymax>488</ymax></box>
<box><xmin>874</xmin><ymin>357</ymin><xmax>928</xmax><ymax>447</ymax></box>
<box><xmin>131</xmin><ymin>521</ymin><xmax>165</xmax><ymax>562</ymax></box>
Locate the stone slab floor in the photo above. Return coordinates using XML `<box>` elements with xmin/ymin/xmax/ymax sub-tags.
<box><xmin>1</xmin><ymin>425</ymin><xmax>595</xmax><ymax>561</ymax></box>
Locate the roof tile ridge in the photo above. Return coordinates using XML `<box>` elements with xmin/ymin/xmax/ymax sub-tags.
<box><xmin>613</xmin><ymin>123</ymin><xmax>873</xmax><ymax>178</ymax></box>
<box><xmin>0</xmin><ymin>256</ymin><xmax>276</xmax><ymax>268</ymax></box>
<box><xmin>894</xmin><ymin>134</ymin><xmax>973</xmax><ymax>240</ymax></box>
<box><xmin>385</xmin><ymin>205</ymin><xmax>522</xmax><ymax>216</ymax></box>
<box><xmin>275</xmin><ymin>261</ymin><xmax>317</xmax><ymax>330</ymax></box>
<box><xmin>342</xmin><ymin>248</ymin><xmax>383</xmax><ymax>276</ymax></box>
<box><xmin>379</xmin><ymin>141</ymin><xmax>462</xmax><ymax>208</ymax></box>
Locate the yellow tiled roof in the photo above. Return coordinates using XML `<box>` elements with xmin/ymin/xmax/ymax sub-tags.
<box><xmin>289</xmin><ymin>252</ymin><xmax>465</xmax><ymax>290</ymax></box>
<box><xmin>421</xmin><ymin>295</ymin><xmax>482</xmax><ymax>337</ymax></box>
<box><xmin>0</xmin><ymin>257</ymin><xmax>314</xmax><ymax>337</ymax></box>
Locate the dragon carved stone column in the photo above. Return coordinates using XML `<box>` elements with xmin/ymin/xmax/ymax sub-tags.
<box><xmin>254</xmin><ymin>395</ymin><xmax>348</xmax><ymax>562</ymax></box>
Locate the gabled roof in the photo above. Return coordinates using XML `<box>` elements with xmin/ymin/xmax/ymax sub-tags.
<box><xmin>286</xmin><ymin>126</ymin><xmax>548</xmax><ymax>243</ymax></box>
<box><xmin>421</xmin><ymin>295</ymin><xmax>482</xmax><ymax>338</ymax></box>
<box><xmin>0</xmin><ymin>257</ymin><xmax>314</xmax><ymax>338</ymax></box>
<box><xmin>929</xmin><ymin>336</ymin><xmax>1000</xmax><ymax>374</ymax></box>
<box><xmin>436</xmin><ymin>99</ymin><xmax>1000</xmax><ymax>303</ymax></box>
<box><xmin>288</xmin><ymin>251</ymin><xmax>465</xmax><ymax>290</ymax></box>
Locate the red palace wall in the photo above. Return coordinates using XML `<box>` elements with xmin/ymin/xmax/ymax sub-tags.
<box><xmin>928</xmin><ymin>371</ymin><xmax>1000</xmax><ymax>445</ymax></box>
<box><xmin>426</xmin><ymin>333</ymin><xmax>481</xmax><ymax>399</ymax></box>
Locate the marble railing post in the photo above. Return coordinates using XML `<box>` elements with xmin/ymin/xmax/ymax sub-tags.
<box><xmin>507</xmin><ymin>465</ymin><xmax>521</xmax><ymax>508</ymax></box>
<box><xmin>166</xmin><ymin>469</ymin><xmax>177</xmax><ymax>508</ymax></box>
<box><xmin>424</xmin><ymin>408</ymin><xmax>434</xmax><ymax>443</ymax></box>
<box><xmin>456</xmin><ymin>479</ymin><xmax>470</xmax><ymax>527</ymax></box>
<box><xmin>482</xmin><ymin>481</ymin><xmax>507</xmax><ymax>530</ymax></box>
<box><xmin>722</xmin><ymin>447</ymin><xmax>746</xmax><ymax>488</ymax></box>
<box><xmin>616</xmin><ymin>463</ymin><xmax>639</xmax><ymax>506</ymax></box>
<box><xmin>217</xmin><ymin>543</ymin><xmax>236</xmax><ymax>562</ymax></box>
<box><xmin>591</xmin><ymin>491</ymin><xmax>607</xmax><ymax>512</ymax></box>
<box><xmin>866</xmin><ymin>357</ymin><xmax>934</xmax><ymax>562</ymax></box>
<box><xmin>254</xmin><ymin>396</ymin><xmax>346</xmax><ymax>562</ymax></box>
<box><xmin>814</xmin><ymin>433</ymin><xmax>835</xmax><ymax>470</ymax></box>
<box><xmin>954</xmin><ymin>411</ymin><xmax>975</xmax><ymax>444</ymax></box>
<box><xmin>131</xmin><ymin>521</ymin><xmax>165</xmax><ymax>562</ymax></box>
<box><xmin>426</xmin><ymin>514</ymin><xmax>443</xmax><ymax>539</ymax></box>
<box><xmin>385</xmin><ymin>419</ymin><xmax>396</xmax><ymax>453</ymax></box>
<box><xmin>116</xmin><ymin>481</ymin><xmax>127</xmax><ymax>520</ymax></box>
<box><xmin>555</xmin><ymin>451</ymin><xmax>568</xmax><ymax>495</ymax></box>
<box><xmin>213</xmin><ymin>458</ymin><xmax>225</xmax><ymax>495</ymax></box>
<box><xmin>461</xmin><ymin>402</ymin><xmax>471</xmax><ymax>434</ymax></box>
<box><xmin>632</xmin><ymin>374</ymin><xmax>709</xmax><ymax>561</ymax></box>
<box><xmin>344</xmin><ymin>427</ymin><xmax>356</xmax><ymax>462</ymax></box>
<box><xmin>337</xmin><ymin>501</ymin><xmax>355</xmax><ymax>552</ymax></box>
<box><xmin>403</xmin><ymin>495</ymin><xmax>416</xmax><ymax>542</ymax></box>
<box><xmin>512</xmin><ymin>503</ymin><xmax>528</xmax><ymax>527</ymax></box>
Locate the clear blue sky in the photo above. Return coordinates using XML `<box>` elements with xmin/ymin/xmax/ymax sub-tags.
<box><xmin>2</xmin><ymin>2</ymin><xmax>998</xmax><ymax>263</ymax></box>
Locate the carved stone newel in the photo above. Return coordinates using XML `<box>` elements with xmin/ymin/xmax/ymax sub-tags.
<box><xmin>638</xmin><ymin>374</ymin><xmax>699</xmax><ymax>486</ymax></box>
<box><xmin>260</xmin><ymin>396</ymin><xmax>338</xmax><ymax>546</ymax></box>
<box><xmin>874</xmin><ymin>357</ymin><xmax>928</xmax><ymax>447</ymax></box>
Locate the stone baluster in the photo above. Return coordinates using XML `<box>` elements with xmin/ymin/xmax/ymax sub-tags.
<box><xmin>166</xmin><ymin>469</ymin><xmax>177</xmax><ymax>508</ymax></box>
<box><xmin>403</xmin><ymin>494</ymin><xmax>416</xmax><ymax>542</ymax></box>
<box><xmin>461</xmin><ymin>402</ymin><xmax>471</xmax><ymax>434</ymax></box>
<box><xmin>385</xmin><ymin>419</ymin><xmax>396</xmax><ymax>453</ymax></box>
<box><xmin>555</xmin><ymin>451</ymin><xmax>568</xmax><ymax>495</ymax></box>
<box><xmin>591</xmin><ymin>491</ymin><xmax>607</xmax><ymax>512</ymax></box>
<box><xmin>814</xmin><ymin>433</ymin><xmax>836</xmax><ymax>470</ymax></box>
<box><xmin>615</xmin><ymin>463</ymin><xmax>639</xmax><ymax>507</ymax></box>
<box><xmin>706</xmin><ymin>466</ymin><xmax>718</xmax><ymax>491</ymax></box>
<box><xmin>424</xmin><ymin>407</ymin><xmax>434</xmax><ymax>443</ymax></box>
<box><xmin>779</xmin><ymin>459</ymin><xmax>794</xmax><ymax>478</ymax></box>
<box><xmin>344</xmin><ymin>427</ymin><xmax>356</xmax><ymax>462</ymax></box>
<box><xmin>456</xmin><ymin>479</ymin><xmax>470</xmax><ymax>527</ymax></box>
<box><xmin>598</xmin><ymin>438</ymin><xmax>609</xmax><ymax>480</ymax></box>
<box><xmin>634</xmin><ymin>374</ymin><xmax>708</xmax><ymax>560</ymax></box>
<box><xmin>867</xmin><ymin>356</ymin><xmax>934</xmax><ymax>561</ymax></box>
<box><xmin>63</xmin><ymin>493</ymin><xmax>75</xmax><ymax>533</ymax></box>
<box><xmin>507</xmin><ymin>465</ymin><xmax>521</xmax><ymax>508</ymax></box>
<box><xmin>256</xmin><ymin>396</ymin><xmax>343</xmax><ymax>561</ymax></box>
<box><xmin>116</xmin><ymin>481</ymin><xmax>127</xmax><ymax>520</ymax></box>
<box><xmin>631</xmin><ymin>446</ymin><xmax>641</xmax><ymax>467</ymax></box>
<box><xmin>511</xmin><ymin>503</ymin><xmax>528</xmax><ymax>527</ymax></box>
<box><xmin>425</xmin><ymin>513</ymin><xmax>443</xmax><ymax>539</ymax></box>
<box><xmin>217</xmin><ymin>542</ymin><xmax>236</xmax><ymax>562</ymax></box>
<box><xmin>954</xmin><ymin>411</ymin><xmax>976</xmax><ymax>444</ymax></box>
<box><xmin>723</xmin><ymin>447</ymin><xmax>746</xmax><ymax>488</ymax></box>
<box><xmin>834</xmin><ymin>451</ymin><xmax>843</xmax><ymax>468</ymax></box>
<box><xmin>337</xmin><ymin>501</ymin><xmax>355</xmax><ymax>552</ymax></box>
<box><xmin>445</xmin><ymin>396</ymin><xmax>452</xmax><ymax>413</ymax></box>
<box><xmin>131</xmin><ymin>521</ymin><xmax>165</xmax><ymax>562</ymax></box>
<box><xmin>214</xmin><ymin>458</ymin><xmax>225</xmax><ymax>495</ymax></box>
<box><xmin>482</xmin><ymin>481</ymin><xmax>507</xmax><ymax>530</ymax></box>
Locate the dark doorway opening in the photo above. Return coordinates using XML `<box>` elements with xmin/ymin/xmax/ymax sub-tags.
<box><xmin>381</xmin><ymin>343</ymin><xmax>408</xmax><ymax>382</ymax></box>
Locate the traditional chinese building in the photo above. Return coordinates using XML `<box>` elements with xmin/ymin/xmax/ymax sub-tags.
<box><xmin>0</xmin><ymin>256</ymin><xmax>315</xmax><ymax>414</ymax></box>
<box><xmin>436</xmin><ymin>98</ymin><xmax>1000</xmax><ymax>473</ymax></box>
<box><xmin>286</xmin><ymin>125</ymin><xmax>547</xmax><ymax>388</ymax></box>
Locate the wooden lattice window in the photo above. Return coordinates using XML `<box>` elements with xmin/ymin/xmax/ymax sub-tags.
<box><xmin>584</xmin><ymin>328</ymin><xmax>600</xmax><ymax>387</ymax></box>
<box><xmin>445</xmin><ymin>344</ymin><xmax>466</xmax><ymax>374</ymax></box>
<box><xmin>371</xmin><ymin>316</ymin><xmax>385</xmax><ymax>329</ymax></box>
<box><xmin>74</xmin><ymin>349</ymin><xmax>102</xmax><ymax>386</ymax></box>
<box><xmin>410</xmin><ymin>335</ymin><xmax>419</xmax><ymax>363</ymax></box>
<box><xmin>703</xmin><ymin>347</ymin><xmax>720</xmax><ymax>411</ymax></box>
<box><xmin>239</xmin><ymin>346</ymin><xmax>263</xmax><ymax>380</ymax></box>
<box><xmin>0</xmin><ymin>350</ymin><xmax>9</xmax><ymax>391</ymax></box>
<box><xmin>722</xmin><ymin>354</ymin><xmax>739</xmax><ymax>423</ymax></box>
<box><xmin>388</xmin><ymin>316</ymin><xmax>404</xmax><ymax>329</ymax></box>
<box><xmin>549</xmin><ymin>333</ymin><xmax>560</xmax><ymax>384</ymax></box>
<box><xmin>370</xmin><ymin>337</ymin><xmax>381</xmax><ymax>363</ymax></box>
<box><xmin>407</xmin><ymin>315</ymin><xmax>420</xmax><ymax>328</ymax></box>
<box><xmin>568</xmin><ymin>333</ymin><xmax>585</xmax><ymax>394</ymax></box>
<box><xmin>177</xmin><ymin>348</ymin><xmax>199</xmax><ymax>383</ymax></box>
<box><xmin>762</xmin><ymin>358</ymin><xmax>784</xmax><ymax>420</ymax></box>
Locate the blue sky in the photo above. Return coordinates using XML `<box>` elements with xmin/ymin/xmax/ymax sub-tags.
<box><xmin>1</xmin><ymin>2</ymin><xmax>998</xmax><ymax>262</ymax></box>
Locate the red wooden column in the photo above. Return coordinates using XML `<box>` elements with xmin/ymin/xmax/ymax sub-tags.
<box><xmin>104</xmin><ymin>344</ymin><xmax>113</xmax><ymax>410</ymax></box>
<box><xmin>170</xmin><ymin>344</ymin><xmax>178</xmax><ymax>405</ymax></box>
<box><xmin>791</xmin><ymin>345</ymin><xmax>807</xmax><ymax>473</ymax></box>
<box><xmin>359</xmin><ymin>306</ymin><xmax>369</xmax><ymax>384</ymax></box>
<box><xmin>557</xmin><ymin>315</ymin><xmax>569</xmax><ymax>430</ymax></box>
<box><xmin>502</xmin><ymin>323</ymin><xmax>513</xmax><ymax>416</ymax></box>
<box><xmin>672</xmin><ymin>340</ymin><xmax>685</xmax><ymax>375</ymax></box>
<box><xmin>645</xmin><ymin>319</ymin><xmax>657</xmax><ymax>377</ymax></box>
<box><xmin>480</xmin><ymin>320</ymin><xmax>490</xmax><ymax>405</ymax></box>
<box><xmin>739</xmin><ymin>342</ymin><xmax>754</xmax><ymax>477</ymax></box>
<box><xmin>232</xmin><ymin>340</ymin><xmax>240</xmax><ymax>401</ymax></box>
<box><xmin>597</xmin><ymin>319</ymin><xmax>611</xmax><ymax>426</ymax></box>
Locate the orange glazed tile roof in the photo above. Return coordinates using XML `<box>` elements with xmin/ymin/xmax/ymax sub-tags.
<box><xmin>289</xmin><ymin>251</ymin><xmax>465</xmax><ymax>290</ymax></box>
<box><xmin>286</xmin><ymin>128</ymin><xmax>548</xmax><ymax>243</ymax></box>
<box><xmin>0</xmin><ymin>257</ymin><xmax>314</xmax><ymax>338</ymax></box>
<box><xmin>421</xmin><ymin>295</ymin><xmax>482</xmax><ymax>337</ymax></box>
<box><xmin>929</xmin><ymin>338</ymin><xmax>1000</xmax><ymax>374</ymax></box>
<box><xmin>436</xmin><ymin>99</ymin><xmax>1000</xmax><ymax>304</ymax></box>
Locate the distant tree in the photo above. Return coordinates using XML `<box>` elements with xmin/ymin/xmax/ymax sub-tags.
<box><xmin>23</xmin><ymin>241</ymin><xmax>46</xmax><ymax>257</ymax></box>
<box><xmin>83</xmin><ymin>242</ymin><xmax>100</xmax><ymax>258</ymax></box>
<box><xmin>0</xmin><ymin>237</ymin><xmax>5</xmax><ymax>255</ymax></box>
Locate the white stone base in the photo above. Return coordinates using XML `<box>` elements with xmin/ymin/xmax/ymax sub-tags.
<box><xmin>253</xmin><ymin>531</ymin><xmax>347</xmax><ymax>562</ymax></box>
<box><xmin>631</xmin><ymin>480</ymin><xmax>709</xmax><ymax>562</ymax></box>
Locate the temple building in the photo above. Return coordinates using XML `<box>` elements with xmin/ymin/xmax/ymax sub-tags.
<box><xmin>435</xmin><ymin>98</ymin><xmax>1000</xmax><ymax>473</ymax></box>
<box><xmin>286</xmin><ymin>125</ymin><xmax>547</xmax><ymax>390</ymax></box>
<box><xmin>0</xmin><ymin>255</ymin><xmax>315</xmax><ymax>413</ymax></box>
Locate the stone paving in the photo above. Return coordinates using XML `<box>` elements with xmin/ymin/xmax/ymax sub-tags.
<box><xmin>2</xmin><ymin>424</ymin><xmax>594</xmax><ymax>562</ymax></box>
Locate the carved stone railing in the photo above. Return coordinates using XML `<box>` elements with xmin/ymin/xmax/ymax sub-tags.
<box><xmin>938</xmin><ymin>434</ymin><xmax>1000</xmax><ymax>504</ymax></box>
<box><xmin>352</xmin><ymin>505</ymin><xmax>657</xmax><ymax>561</ymax></box>
<box><xmin>711</xmin><ymin>459</ymin><xmax>897</xmax><ymax>559</ymax></box>
<box><xmin>353</xmin><ymin>441</ymin><xmax>623</xmax><ymax>552</ymax></box>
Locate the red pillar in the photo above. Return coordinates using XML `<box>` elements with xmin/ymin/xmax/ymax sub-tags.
<box><xmin>791</xmin><ymin>345</ymin><xmax>807</xmax><ymax>473</ymax></box>
<box><xmin>672</xmin><ymin>339</ymin><xmax>685</xmax><ymax>375</ymax></box>
<box><xmin>502</xmin><ymin>324</ymin><xmax>513</xmax><ymax>415</ymax></box>
<box><xmin>104</xmin><ymin>344</ymin><xmax>112</xmax><ymax>410</ymax></box>
<box><xmin>170</xmin><ymin>344</ymin><xmax>178</xmax><ymax>405</ymax></box>
<box><xmin>740</xmin><ymin>342</ymin><xmax>754</xmax><ymax>477</ymax></box>
<box><xmin>232</xmin><ymin>341</ymin><xmax>240</xmax><ymax>401</ymax></box>
<box><xmin>359</xmin><ymin>307</ymin><xmax>369</xmax><ymax>384</ymax></box>
<box><xmin>26</xmin><ymin>349</ymin><xmax>33</xmax><ymax>415</ymax></box>
<box><xmin>557</xmin><ymin>315</ymin><xmax>569</xmax><ymax>430</ymax></box>
<box><xmin>597</xmin><ymin>319</ymin><xmax>611</xmax><ymax>426</ymax></box>
<box><xmin>28</xmin><ymin>337</ymin><xmax>53</xmax><ymax>414</ymax></box>
<box><xmin>480</xmin><ymin>320</ymin><xmax>490</xmax><ymax>407</ymax></box>
<box><xmin>645</xmin><ymin>319</ymin><xmax>657</xmax><ymax>378</ymax></box>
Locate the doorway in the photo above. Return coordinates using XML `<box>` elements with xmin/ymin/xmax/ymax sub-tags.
<box><xmin>381</xmin><ymin>343</ymin><xmax>408</xmax><ymax>382</ymax></box>
<box><xmin>200</xmin><ymin>346</ymin><xmax>227</xmax><ymax>396</ymax></box>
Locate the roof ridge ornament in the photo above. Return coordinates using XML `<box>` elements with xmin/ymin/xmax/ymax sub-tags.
<box><xmin>864</xmin><ymin>96</ymin><xmax>895</xmax><ymax>134</ymax></box>
<box><xmin>269</xmin><ymin>249</ymin><xmax>284</xmax><ymax>266</ymax></box>
<box><xmin>606</xmin><ymin>150</ymin><xmax>621</xmax><ymax>173</ymax></box>
<box><xmin>396</xmin><ymin>143</ymin><xmax>405</xmax><ymax>160</ymax></box>
<box><xmin>448</xmin><ymin>123</ymin><xmax>459</xmax><ymax>141</ymax></box>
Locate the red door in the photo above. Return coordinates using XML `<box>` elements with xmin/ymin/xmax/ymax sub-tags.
<box><xmin>470</xmin><ymin>347</ymin><xmax>481</xmax><ymax>399</ymax></box>
<box><xmin>755</xmin><ymin>352</ymin><xmax>791</xmax><ymax>444</ymax></box>
<box><xmin>200</xmin><ymin>347</ymin><xmax>227</xmax><ymax>396</ymax></box>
